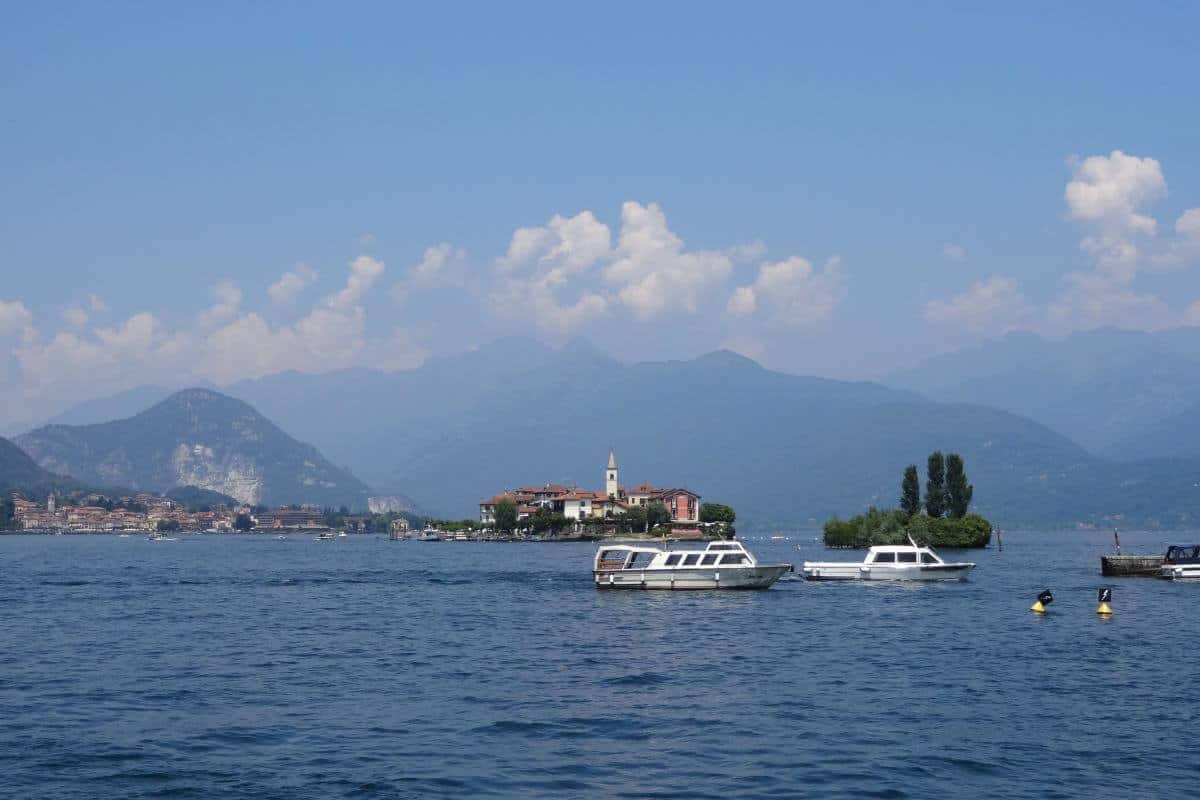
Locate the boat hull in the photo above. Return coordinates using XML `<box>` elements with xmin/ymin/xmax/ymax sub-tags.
<box><xmin>802</xmin><ymin>562</ymin><xmax>974</xmax><ymax>581</ymax></box>
<box><xmin>594</xmin><ymin>564</ymin><xmax>791</xmax><ymax>590</ymax></box>
<box><xmin>1161</xmin><ymin>565</ymin><xmax>1200</xmax><ymax>580</ymax></box>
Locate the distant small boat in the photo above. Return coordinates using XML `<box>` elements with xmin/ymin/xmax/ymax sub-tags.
<box><xmin>337</xmin><ymin>531</ymin><xmax>348</xmax><ymax>538</ymax></box>
<box><xmin>276</xmin><ymin>535</ymin><xmax>287</xmax><ymax>541</ymax></box>
<box><xmin>313</xmin><ymin>532</ymin><xmax>336</xmax><ymax>541</ymax></box>
<box><xmin>148</xmin><ymin>532</ymin><xmax>178</xmax><ymax>542</ymax></box>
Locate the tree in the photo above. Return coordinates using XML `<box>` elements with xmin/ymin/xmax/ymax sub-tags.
<box><xmin>645</xmin><ymin>501</ymin><xmax>671</xmax><ymax>529</ymax></box>
<box><xmin>0</xmin><ymin>497</ymin><xmax>14</xmax><ymax>531</ymax></box>
<box><xmin>528</xmin><ymin>506</ymin><xmax>567</xmax><ymax>533</ymax></box>
<box><xmin>156</xmin><ymin>518</ymin><xmax>181</xmax><ymax>532</ymax></box>
<box><xmin>234</xmin><ymin>513</ymin><xmax>255</xmax><ymax>531</ymax></box>
<box><xmin>494</xmin><ymin>498</ymin><xmax>518</xmax><ymax>533</ymax></box>
<box><xmin>925</xmin><ymin>451</ymin><xmax>946</xmax><ymax>518</ymax></box>
<box><xmin>900</xmin><ymin>465</ymin><xmax>921</xmax><ymax>517</ymax></box>
<box><xmin>945</xmin><ymin>452</ymin><xmax>974</xmax><ymax>518</ymax></box>
<box><xmin>699</xmin><ymin>503</ymin><xmax>736</xmax><ymax>525</ymax></box>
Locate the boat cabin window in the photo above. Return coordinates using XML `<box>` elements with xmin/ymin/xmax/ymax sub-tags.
<box><xmin>664</xmin><ymin>554</ymin><xmax>682</xmax><ymax>566</ymax></box>
<box><xmin>919</xmin><ymin>551</ymin><xmax>939</xmax><ymax>564</ymax></box>
<box><xmin>628</xmin><ymin>552</ymin><xmax>656</xmax><ymax>569</ymax></box>
<box><xmin>897</xmin><ymin>552</ymin><xmax>917</xmax><ymax>563</ymax></box>
<box><xmin>873</xmin><ymin>552</ymin><xmax>896</xmax><ymax>563</ymax></box>
<box><xmin>682</xmin><ymin>554</ymin><xmax>701</xmax><ymax>566</ymax></box>
<box><xmin>720</xmin><ymin>553</ymin><xmax>748</xmax><ymax>565</ymax></box>
<box><xmin>710</xmin><ymin>544</ymin><xmax>735</xmax><ymax>551</ymax></box>
<box><xmin>701</xmin><ymin>554</ymin><xmax>719</xmax><ymax>565</ymax></box>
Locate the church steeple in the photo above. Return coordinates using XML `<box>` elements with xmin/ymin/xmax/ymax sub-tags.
<box><xmin>606</xmin><ymin>449</ymin><xmax>618</xmax><ymax>498</ymax></box>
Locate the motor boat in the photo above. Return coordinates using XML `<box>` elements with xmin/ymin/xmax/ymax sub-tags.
<box><xmin>414</xmin><ymin>527</ymin><xmax>441</xmax><ymax>542</ymax></box>
<box><xmin>1161</xmin><ymin>545</ymin><xmax>1200</xmax><ymax>580</ymax></box>
<box><xmin>313</xmin><ymin>532</ymin><xmax>336</xmax><ymax>541</ymax></box>
<box><xmin>592</xmin><ymin>540</ymin><xmax>792</xmax><ymax>590</ymax></box>
<box><xmin>802</xmin><ymin>538</ymin><xmax>974</xmax><ymax>581</ymax></box>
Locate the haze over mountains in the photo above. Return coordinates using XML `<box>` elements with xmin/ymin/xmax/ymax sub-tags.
<box><xmin>16</xmin><ymin>389</ymin><xmax>371</xmax><ymax>509</ymax></box>
<box><xmin>13</xmin><ymin>331</ymin><xmax>1200</xmax><ymax>528</ymax></box>
<box><xmin>890</xmin><ymin>327</ymin><xmax>1200</xmax><ymax>457</ymax></box>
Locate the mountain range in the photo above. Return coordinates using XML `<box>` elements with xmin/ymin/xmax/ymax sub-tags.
<box><xmin>888</xmin><ymin>327</ymin><xmax>1200</xmax><ymax>457</ymax></box>
<box><xmin>14</xmin><ymin>332</ymin><xmax>1200</xmax><ymax>529</ymax></box>
<box><xmin>16</xmin><ymin>389</ymin><xmax>372</xmax><ymax>509</ymax></box>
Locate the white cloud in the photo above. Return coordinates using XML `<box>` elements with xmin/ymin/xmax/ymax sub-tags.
<box><xmin>726</xmin><ymin>286</ymin><xmax>757</xmax><ymax>316</ymax></box>
<box><xmin>393</xmin><ymin>243</ymin><xmax>469</xmax><ymax>303</ymax></box>
<box><xmin>325</xmin><ymin>255</ymin><xmax>384</xmax><ymax>311</ymax></box>
<box><xmin>493</xmin><ymin>210</ymin><xmax>613</xmax><ymax>335</ymax></box>
<box><xmin>1065</xmin><ymin>150</ymin><xmax>1165</xmax><ymax>233</ymax></box>
<box><xmin>0</xmin><ymin>299</ymin><xmax>34</xmax><ymax>337</ymax></box>
<box><xmin>198</xmin><ymin>280</ymin><xmax>242</xmax><ymax>327</ymax></box>
<box><xmin>606</xmin><ymin>202</ymin><xmax>734</xmax><ymax>320</ymax></box>
<box><xmin>268</xmin><ymin>264</ymin><xmax>318</xmax><ymax>304</ymax></box>
<box><xmin>88</xmin><ymin>294</ymin><xmax>109</xmax><ymax>314</ymax></box>
<box><xmin>726</xmin><ymin>256</ymin><xmax>844</xmax><ymax>326</ymax></box>
<box><xmin>925</xmin><ymin>276</ymin><xmax>1032</xmax><ymax>333</ymax></box>
<box><xmin>942</xmin><ymin>243</ymin><xmax>967</xmax><ymax>262</ymax></box>
<box><xmin>61</xmin><ymin>306</ymin><xmax>89</xmax><ymax>328</ymax></box>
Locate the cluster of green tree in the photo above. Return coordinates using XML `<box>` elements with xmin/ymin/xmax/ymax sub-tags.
<box><xmin>317</xmin><ymin>506</ymin><xmax>418</xmax><ymax>532</ymax></box>
<box><xmin>93</xmin><ymin>496</ymin><xmax>149</xmax><ymax>514</ymax></box>
<box><xmin>1</xmin><ymin>497</ymin><xmax>15</xmax><ymax>531</ymax></box>
<box><xmin>824</xmin><ymin>452</ymin><xmax>991</xmax><ymax>548</ymax></box>
<box><xmin>166</xmin><ymin>485</ymin><xmax>238</xmax><ymax>511</ymax></box>
<box><xmin>823</xmin><ymin>508</ymin><xmax>992</xmax><ymax>548</ymax></box>
<box><xmin>699</xmin><ymin>502</ymin><xmax>736</xmax><ymax>535</ymax></box>
<box><xmin>156</xmin><ymin>518</ymin><xmax>182</xmax><ymax>532</ymax></box>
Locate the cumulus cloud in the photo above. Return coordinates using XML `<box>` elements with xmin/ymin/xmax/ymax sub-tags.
<box><xmin>0</xmin><ymin>299</ymin><xmax>34</xmax><ymax>337</ymax></box>
<box><xmin>1047</xmin><ymin>150</ymin><xmax>1200</xmax><ymax>330</ymax></box>
<box><xmin>61</xmin><ymin>305</ymin><xmax>88</xmax><ymax>328</ymax></box>
<box><xmin>268</xmin><ymin>264</ymin><xmax>318</xmax><ymax>304</ymax></box>
<box><xmin>726</xmin><ymin>256</ymin><xmax>844</xmax><ymax>326</ymax></box>
<box><xmin>198</xmin><ymin>280</ymin><xmax>243</xmax><ymax>327</ymax></box>
<box><xmin>88</xmin><ymin>294</ymin><xmax>109</xmax><ymax>314</ymax></box>
<box><xmin>925</xmin><ymin>276</ymin><xmax>1032</xmax><ymax>333</ymax></box>
<box><xmin>493</xmin><ymin>210</ymin><xmax>613</xmax><ymax>334</ymax></box>
<box><xmin>393</xmin><ymin>243</ymin><xmax>468</xmax><ymax>303</ymax></box>
<box><xmin>326</xmin><ymin>255</ymin><xmax>384</xmax><ymax>311</ymax></box>
<box><xmin>606</xmin><ymin>202</ymin><xmax>734</xmax><ymax>320</ymax></box>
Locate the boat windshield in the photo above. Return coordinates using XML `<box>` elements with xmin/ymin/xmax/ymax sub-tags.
<box><xmin>919</xmin><ymin>551</ymin><xmax>940</xmax><ymax>564</ymax></box>
<box><xmin>872</xmin><ymin>552</ymin><xmax>896</xmax><ymax>563</ymax></box>
<box><xmin>1166</xmin><ymin>545</ymin><xmax>1200</xmax><ymax>564</ymax></box>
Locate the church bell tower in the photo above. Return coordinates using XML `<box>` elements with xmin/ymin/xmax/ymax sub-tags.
<box><xmin>606</xmin><ymin>449</ymin><xmax>618</xmax><ymax>498</ymax></box>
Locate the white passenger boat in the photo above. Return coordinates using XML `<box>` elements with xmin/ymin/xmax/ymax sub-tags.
<box><xmin>414</xmin><ymin>528</ymin><xmax>441</xmax><ymax>542</ymax></box>
<box><xmin>802</xmin><ymin>539</ymin><xmax>974</xmax><ymax>581</ymax></box>
<box><xmin>1161</xmin><ymin>545</ymin><xmax>1200</xmax><ymax>580</ymax></box>
<box><xmin>592</xmin><ymin>540</ymin><xmax>792</xmax><ymax>590</ymax></box>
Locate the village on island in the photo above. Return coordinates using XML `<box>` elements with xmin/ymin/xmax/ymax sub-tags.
<box><xmin>3</xmin><ymin>450</ymin><xmax>737</xmax><ymax>541</ymax></box>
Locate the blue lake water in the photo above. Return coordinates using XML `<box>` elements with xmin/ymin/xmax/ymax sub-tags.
<box><xmin>1</xmin><ymin>530</ymin><xmax>1197</xmax><ymax>798</ymax></box>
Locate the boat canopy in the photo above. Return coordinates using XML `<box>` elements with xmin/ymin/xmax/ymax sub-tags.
<box><xmin>1165</xmin><ymin>545</ymin><xmax>1200</xmax><ymax>564</ymax></box>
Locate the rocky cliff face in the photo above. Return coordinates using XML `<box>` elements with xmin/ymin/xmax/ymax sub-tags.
<box><xmin>16</xmin><ymin>389</ymin><xmax>372</xmax><ymax>509</ymax></box>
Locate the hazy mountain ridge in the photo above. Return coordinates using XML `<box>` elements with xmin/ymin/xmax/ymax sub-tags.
<box><xmin>888</xmin><ymin>327</ymin><xmax>1200</xmax><ymax>453</ymax></box>
<box><xmin>16</xmin><ymin>389</ymin><xmax>372</xmax><ymax>509</ymax></box>
<box><xmin>0</xmin><ymin>436</ymin><xmax>83</xmax><ymax>496</ymax></box>
<box><xmin>38</xmin><ymin>337</ymin><xmax>1200</xmax><ymax>528</ymax></box>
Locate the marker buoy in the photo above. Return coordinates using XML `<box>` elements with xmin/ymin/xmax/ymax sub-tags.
<box><xmin>1031</xmin><ymin>589</ymin><xmax>1053</xmax><ymax>613</ymax></box>
<box><xmin>1097</xmin><ymin>587</ymin><xmax>1113</xmax><ymax>616</ymax></box>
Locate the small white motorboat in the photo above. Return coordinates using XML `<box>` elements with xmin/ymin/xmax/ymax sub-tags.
<box><xmin>415</xmin><ymin>528</ymin><xmax>441</xmax><ymax>542</ymax></box>
<box><xmin>802</xmin><ymin>538</ymin><xmax>974</xmax><ymax>582</ymax></box>
<box><xmin>314</xmin><ymin>532</ymin><xmax>336</xmax><ymax>541</ymax></box>
<box><xmin>1161</xmin><ymin>545</ymin><xmax>1200</xmax><ymax>580</ymax></box>
<box><xmin>593</xmin><ymin>540</ymin><xmax>792</xmax><ymax>590</ymax></box>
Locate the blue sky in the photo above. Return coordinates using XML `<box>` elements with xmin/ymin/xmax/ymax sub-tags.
<box><xmin>2</xmin><ymin>2</ymin><xmax>1200</xmax><ymax>424</ymax></box>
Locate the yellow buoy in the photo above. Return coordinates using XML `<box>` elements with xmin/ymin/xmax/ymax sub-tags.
<box><xmin>1030</xmin><ymin>589</ymin><xmax>1053</xmax><ymax>613</ymax></box>
<box><xmin>1097</xmin><ymin>602</ymin><xmax>1112</xmax><ymax>615</ymax></box>
<box><xmin>1097</xmin><ymin>587</ymin><xmax>1113</xmax><ymax>616</ymax></box>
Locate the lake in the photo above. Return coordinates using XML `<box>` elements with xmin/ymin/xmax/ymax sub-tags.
<box><xmin>0</xmin><ymin>530</ymin><xmax>1196</xmax><ymax>798</ymax></box>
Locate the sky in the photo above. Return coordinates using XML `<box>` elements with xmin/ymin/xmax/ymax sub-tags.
<box><xmin>2</xmin><ymin>1</ymin><xmax>1200</xmax><ymax>426</ymax></box>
